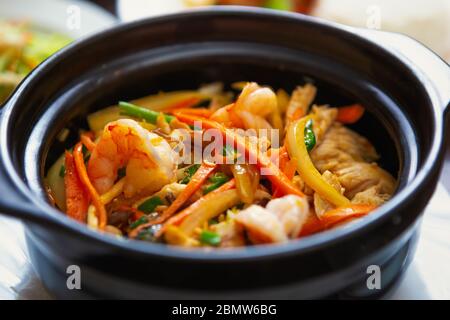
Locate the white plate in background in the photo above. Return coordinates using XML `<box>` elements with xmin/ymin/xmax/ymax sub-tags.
<box><xmin>117</xmin><ymin>0</ymin><xmax>186</xmax><ymax>21</ymax></box>
<box><xmin>0</xmin><ymin>0</ymin><xmax>117</xmax><ymax>38</ymax></box>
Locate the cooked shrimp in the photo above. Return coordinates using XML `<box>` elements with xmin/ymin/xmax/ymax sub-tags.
<box><xmin>266</xmin><ymin>195</ymin><xmax>309</xmax><ymax>238</ymax></box>
<box><xmin>235</xmin><ymin>82</ymin><xmax>277</xmax><ymax>117</ymax></box>
<box><xmin>87</xmin><ymin>119</ymin><xmax>178</xmax><ymax>198</ymax></box>
<box><xmin>235</xmin><ymin>205</ymin><xmax>288</xmax><ymax>244</ymax></box>
<box><xmin>235</xmin><ymin>195</ymin><xmax>309</xmax><ymax>243</ymax></box>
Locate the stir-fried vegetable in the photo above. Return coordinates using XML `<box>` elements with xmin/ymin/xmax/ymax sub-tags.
<box><xmin>124</xmin><ymin>90</ymin><xmax>205</xmax><ymax>111</ymax></box>
<box><xmin>46</xmin><ymin>154</ymin><xmax>66</xmax><ymax>210</ymax></box>
<box><xmin>336</xmin><ymin>104</ymin><xmax>365</xmax><ymax>124</ymax></box>
<box><xmin>287</xmin><ymin>116</ymin><xmax>351</xmax><ymax>207</ymax></box>
<box><xmin>230</xmin><ymin>164</ymin><xmax>260</xmax><ymax>204</ymax></box>
<box><xmin>299</xmin><ymin>205</ymin><xmax>376</xmax><ymax>237</ymax></box>
<box><xmin>160</xmin><ymin>162</ymin><xmax>217</xmax><ymax>221</ymax></box>
<box><xmin>73</xmin><ymin>143</ymin><xmax>107</xmax><ymax>229</ymax></box>
<box><xmin>129</xmin><ymin>162</ymin><xmax>217</xmax><ymax>237</ymax></box>
<box><xmin>46</xmin><ymin>81</ymin><xmax>395</xmax><ymax>248</ymax></box>
<box><xmin>158</xmin><ymin>179</ymin><xmax>236</xmax><ymax>236</ymax></box>
<box><xmin>119</xmin><ymin>102</ymin><xmax>175</xmax><ymax>124</ymax></box>
<box><xmin>199</xmin><ymin>230</ymin><xmax>222</xmax><ymax>246</ymax></box>
<box><xmin>179</xmin><ymin>164</ymin><xmax>200</xmax><ymax>184</ymax></box>
<box><xmin>87</xmin><ymin>106</ymin><xmax>125</xmax><ymax>132</ymax></box>
<box><xmin>129</xmin><ymin>216</ymin><xmax>149</xmax><ymax>230</ymax></box>
<box><xmin>203</xmin><ymin>172</ymin><xmax>230</xmax><ymax>194</ymax></box>
<box><xmin>177</xmin><ymin>189</ymin><xmax>241</xmax><ymax>236</ymax></box>
<box><xmin>64</xmin><ymin>152</ymin><xmax>89</xmax><ymax>222</ymax></box>
<box><xmin>172</xmin><ymin>112</ymin><xmax>305</xmax><ymax>198</ymax></box>
<box><xmin>138</xmin><ymin>196</ymin><xmax>164</xmax><ymax>214</ymax></box>
<box><xmin>304</xmin><ymin>119</ymin><xmax>316</xmax><ymax>152</ymax></box>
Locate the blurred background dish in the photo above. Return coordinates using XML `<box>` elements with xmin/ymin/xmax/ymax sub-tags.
<box><xmin>311</xmin><ymin>0</ymin><xmax>450</xmax><ymax>63</ymax></box>
<box><xmin>117</xmin><ymin>0</ymin><xmax>315</xmax><ymax>21</ymax></box>
<box><xmin>0</xmin><ymin>0</ymin><xmax>117</xmax><ymax>103</ymax></box>
<box><xmin>0</xmin><ymin>0</ymin><xmax>116</xmax><ymax>39</ymax></box>
<box><xmin>0</xmin><ymin>0</ymin><xmax>116</xmax><ymax>299</ymax></box>
<box><xmin>117</xmin><ymin>0</ymin><xmax>450</xmax><ymax>63</ymax></box>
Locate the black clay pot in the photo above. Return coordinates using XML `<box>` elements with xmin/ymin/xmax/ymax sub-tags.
<box><xmin>0</xmin><ymin>7</ymin><xmax>449</xmax><ymax>299</ymax></box>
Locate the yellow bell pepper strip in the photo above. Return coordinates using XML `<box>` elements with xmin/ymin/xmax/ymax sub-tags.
<box><xmin>298</xmin><ymin>205</ymin><xmax>376</xmax><ymax>237</ymax></box>
<box><xmin>172</xmin><ymin>112</ymin><xmax>304</xmax><ymax>198</ymax></box>
<box><xmin>128</xmin><ymin>90</ymin><xmax>206</xmax><ymax>111</ymax></box>
<box><xmin>231</xmin><ymin>164</ymin><xmax>260</xmax><ymax>204</ymax></box>
<box><xmin>336</xmin><ymin>104</ymin><xmax>365</xmax><ymax>124</ymax></box>
<box><xmin>157</xmin><ymin>179</ymin><xmax>236</xmax><ymax>237</ymax></box>
<box><xmin>164</xmin><ymin>225</ymin><xmax>200</xmax><ymax>247</ymax></box>
<box><xmin>100</xmin><ymin>178</ymin><xmax>125</xmax><ymax>205</ymax></box>
<box><xmin>163</xmin><ymin>96</ymin><xmax>201</xmax><ymax>110</ymax></box>
<box><xmin>129</xmin><ymin>162</ymin><xmax>217</xmax><ymax>238</ymax></box>
<box><xmin>73</xmin><ymin>143</ymin><xmax>107</xmax><ymax>229</ymax></box>
<box><xmin>286</xmin><ymin>116</ymin><xmax>350</xmax><ymax>207</ymax></box>
<box><xmin>178</xmin><ymin>189</ymin><xmax>241</xmax><ymax>236</ymax></box>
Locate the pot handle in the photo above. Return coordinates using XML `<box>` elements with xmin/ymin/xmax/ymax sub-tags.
<box><xmin>0</xmin><ymin>110</ymin><xmax>63</xmax><ymax>230</ymax></box>
<box><xmin>355</xmin><ymin>29</ymin><xmax>450</xmax><ymax>115</ymax></box>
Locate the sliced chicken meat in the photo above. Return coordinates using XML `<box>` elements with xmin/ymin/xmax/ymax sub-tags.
<box><xmin>311</xmin><ymin>122</ymin><xmax>396</xmax><ymax>206</ymax></box>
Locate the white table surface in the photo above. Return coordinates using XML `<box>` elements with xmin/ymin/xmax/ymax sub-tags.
<box><xmin>1</xmin><ymin>1</ymin><xmax>449</xmax><ymax>300</ymax></box>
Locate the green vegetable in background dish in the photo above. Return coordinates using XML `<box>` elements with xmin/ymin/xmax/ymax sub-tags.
<box><xmin>265</xmin><ymin>0</ymin><xmax>292</xmax><ymax>10</ymax></box>
<box><xmin>0</xmin><ymin>20</ymin><xmax>72</xmax><ymax>103</ymax></box>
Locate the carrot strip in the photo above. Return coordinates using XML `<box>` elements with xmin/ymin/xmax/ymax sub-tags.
<box><xmin>336</xmin><ymin>104</ymin><xmax>365</xmax><ymax>124</ymax></box>
<box><xmin>160</xmin><ymin>162</ymin><xmax>217</xmax><ymax>221</ymax></box>
<box><xmin>128</xmin><ymin>162</ymin><xmax>217</xmax><ymax>238</ymax></box>
<box><xmin>165</xmin><ymin>97</ymin><xmax>201</xmax><ymax>111</ymax></box>
<box><xmin>273</xmin><ymin>146</ymin><xmax>291</xmax><ymax>198</ymax></box>
<box><xmin>80</xmin><ymin>132</ymin><xmax>96</xmax><ymax>152</ymax></box>
<box><xmin>64</xmin><ymin>151</ymin><xmax>89</xmax><ymax>222</ymax></box>
<box><xmin>73</xmin><ymin>142</ymin><xmax>107</xmax><ymax>229</ymax></box>
<box><xmin>173</xmin><ymin>112</ymin><xmax>304</xmax><ymax>198</ymax></box>
<box><xmin>298</xmin><ymin>204</ymin><xmax>376</xmax><ymax>237</ymax></box>
<box><xmin>157</xmin><ymin>179</ymin><xmax>236</xmax><ymax>237</ymax></box>
<box><xmin>284</xmin><ymin>159</ymin><xmax>297</xmax><ymax>180</ymax></box>
<box><xmin>291</xmin><ymin>107</ymin><xmax>305</xmax><ymax>122</ymax></box>
<box><xmin>298</xmin><ymin>213</ymin><xmax>323</xmax><ymax>237</ymax></box>
<box><xmin>168</xmin><ymin>108</ymin><xmax>213</xmax><ymax>118</ymax></box>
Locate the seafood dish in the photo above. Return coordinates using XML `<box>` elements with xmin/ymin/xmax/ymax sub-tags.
<box><xmin>46</xmin><ymin>82</ymin><xmax>396</xmax><ymax>248</ymax></box>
